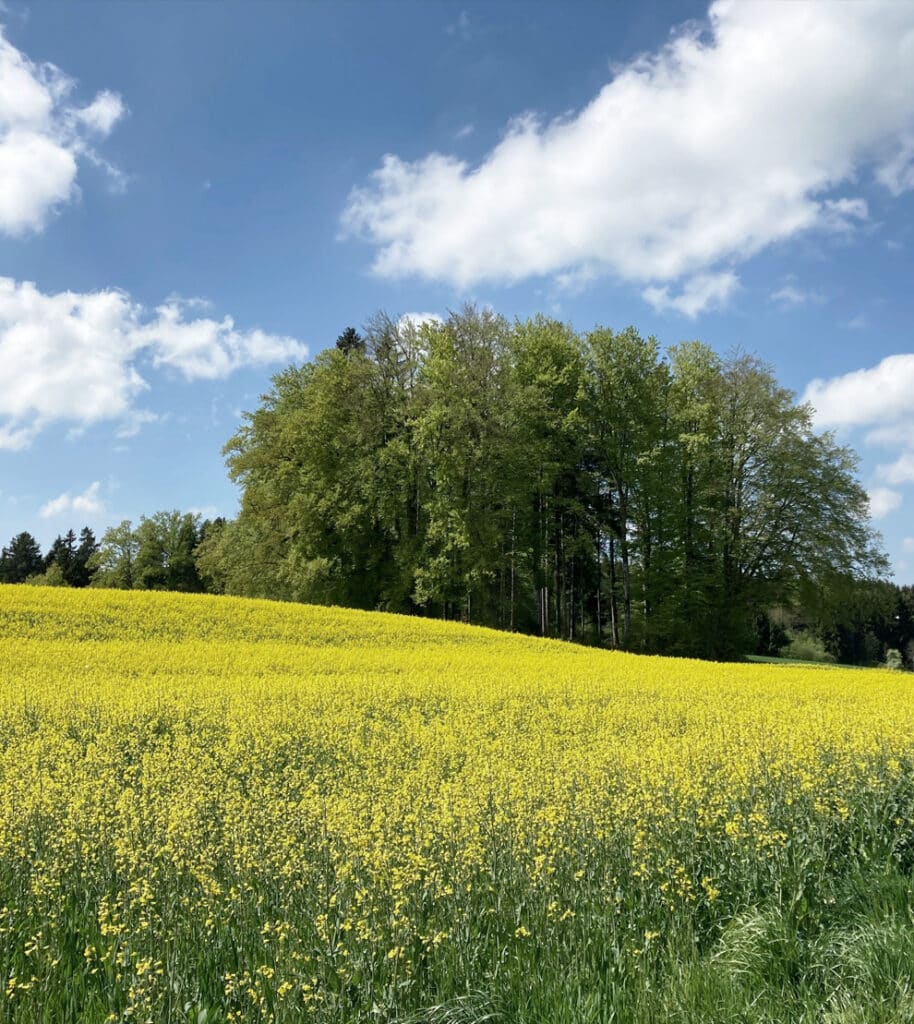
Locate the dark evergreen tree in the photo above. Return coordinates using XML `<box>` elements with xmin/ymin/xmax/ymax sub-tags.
<box><xmin>0</xmin><ymin>532</ymin><xmax>44</xmax><ymax>583</ymax></box>
<box><xmin>45</xmin><ymin>529</ymin><xmax>78</xmax><ymax>584</ymax></box>
<box><xmin>335</xmin><ymin>326</ymin><xmax>365</xmax><ymax>355</ymax></box>
<box><xmin>72</xmin><ymin>527</ymin><xmax>99</xmax><ymax>588</ymax></box>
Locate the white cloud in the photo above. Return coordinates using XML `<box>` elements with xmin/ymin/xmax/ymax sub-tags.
<box><xmin>819</xmin><ymin>197</ymin><xmax>869</xmax><ymax>231</ymax></box>
<box><xmin>770</xmin><ymin>285</ymin><xmax>806</xmax><ymax>309</ymax></box>
<box><xmin>397</xmin><ymin>311</ymin><xmax>443</xmax><ymax>332</ymax></box>
<box><xmin>902</xmin><ymin>537</ymin><xmax>914</xmax><ymax>554</ymax></box>
<box><xmin>868</xmin><ymin>487</ymin><xmax>902</xmax><ymax>519</ymax></box>
<box><xmin>804</xmin><ymin>354</ymin><xmax>914</xmax><ymax>430</ymax></box>
<box><xmin>188</xmin><ymin>505</ymin><xmax>219</xmax><ymax>520</ymax></box>
<box><xmin>878</xmin><ymin>452</ymin><xmax>914</xmax><ymax>486</ymax></box>
<box><xmin>866</xmin><ymin>421</ymin><xmax>914</xmax><ymax>448</ymax></box>
<box><xmin>0</xmin><ymin>28</ymin><xmax>125</xmax><ymax>234</ymax></box>
<box><xmin>770</xmin><ymin>283</ymin><xmax>825</xmax><ymax>309</ymax></box>
<box><xmin>40</xmin><ymin>480</ymin><xmax>104</xmax><ymax>519</ymax></box>
<box><xmin>72</xmin><ymin>90</ymin><xmax>124</xmax><ymax>135</ymax></box>
<box><xmin>876</xmin><ymin>134</ymin><xmax>914</xmax><ymax>195</ymax></box>
<box><xmin>805</xmin><ymin>355</ymin><xmax>914</xmax><ymax>524</ymax></box>
<box><xmin>116</xmin><ymin>409</ymin><xmax>162</xmax><ymax>439</ymax></box>
<box><xmin>135</xmin><ymin>298</ymin><xmax>307</xmax><ymax>380</ymax></box>
<box><xmin>642</xmin><ymin>271</ymin><xmax>737</xmax><ymax>318</ymax></box>
<box><xmin>0</xmin><ymin>277</ymin><xmax>307</xmax><ymax>449</ymax></box>
<box><xmin>343</xmin><ymin>1</ymin><xmax>914</xmax><ymax>306</ymax></box>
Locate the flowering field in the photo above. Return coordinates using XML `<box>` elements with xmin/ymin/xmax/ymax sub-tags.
<box><xmin>2</xmin><ymin>585</ymin><xmax>914</xmax><ymax>1024</ymax></box>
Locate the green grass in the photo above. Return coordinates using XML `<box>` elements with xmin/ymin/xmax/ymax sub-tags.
<box><xmin>744</xmin><ymin>654</ymin><xmax>863</xmax><ymax>669</ymax></box>
<box><xmin>435</xmin><ymin>858</ymin><xmax>914</xmax><ymax>1024</ymax></box>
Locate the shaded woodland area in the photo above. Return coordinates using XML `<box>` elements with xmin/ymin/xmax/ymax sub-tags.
<box><xmin>4</xmin><ymin>307</ymin><xmax>911</xmax><ymax>666</ymax></box>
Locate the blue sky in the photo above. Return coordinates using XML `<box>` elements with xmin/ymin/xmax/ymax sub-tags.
<box><xmin>2</xmin><ymin>1</ymin><xmax>914</xmax><ymax>578</ymax></box>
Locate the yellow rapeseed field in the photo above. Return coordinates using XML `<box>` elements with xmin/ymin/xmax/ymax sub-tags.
<box><xmin>1</xmin><ymin>584</ymin><xmax>913</xmax><ymax>1023</ymax></box>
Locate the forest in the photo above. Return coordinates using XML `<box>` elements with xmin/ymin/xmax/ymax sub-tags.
<box><xmin>3</xmin><ymin>307</ymin><xmax>912</xmax><ymax>666</ymax></box>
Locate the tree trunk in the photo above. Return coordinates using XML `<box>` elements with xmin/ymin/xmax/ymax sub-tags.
<box><xmin>608</xmin><ymin>534</ymin><xmax>619</xmax><ymax>648</ymax></box>
<box><xmin>595</xmin><ymin>531</ymin><xmax>602</xmax><ymax>644</ymax></box>
<box><xmin>619</xmin><ymin>490</ymin><xmax>632</xmax><ymax>647</ymax></box>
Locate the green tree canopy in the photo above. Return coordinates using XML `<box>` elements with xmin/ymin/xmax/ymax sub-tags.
<box><xmin>214</xmin><ymin>308</ymin><xmax>886</xmax><ymax>660</ymax></box>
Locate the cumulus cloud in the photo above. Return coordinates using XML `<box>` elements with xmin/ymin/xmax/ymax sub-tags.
<box><xmin>134</xmin><ymin>298</ymin><xmax>308</xmax><ymax>380</ymax></box>
<box><xmin>343</xmin><ymin>1</ymin><xmax>914</xmax><ymax>314</ymax></box>
<box><xmin>0</xmin><ymin>28</ymin><xmax>125</xmax><ymax>234</ymax></box>
<box><xmin>642</xmin><ymin>271</ymin><xmax>738</xmax><ymax>318</ymax></box>
<box><xmin>804</xmin><ymin>353</ymin><xmax>914</xmax><ymax>522</ymax></box>
<box><xmin>40</xmin><ymin>480</ymin><xmax>104</xmax><ymax>519</ymax></box>
<box><xmin>0</xmin><ymin>277</ymin><xmax>307</xmax><ymax>449</ymax></box>
<box><xmin>804</xmin><ymin>355</ymin><xmax>914</xmax><ymax>431</ymax></box>
<box><xmin>868</xmin><ymin>487</ymin><xmax>902</xmax><ymax>519</ymax></box>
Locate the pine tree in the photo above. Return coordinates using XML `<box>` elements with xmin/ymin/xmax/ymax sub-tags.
<box><xmin>0</xmin><ymin>532</ymin><xmax>44</xmax><ymax>583</ymax></box>
<box><xmin>72</xmin><ymin>527</ymin><xmax>99</xmax><ymax>587</ymax></box>
<box><xmin>45</xmin><ymin>529</ymin><xmax>78</xmax><ymax>584</ymax></box>
<box><xmin>335</xmin><ymin>326</ymin><xmax>364</xmax><ymax>355</ymax></box>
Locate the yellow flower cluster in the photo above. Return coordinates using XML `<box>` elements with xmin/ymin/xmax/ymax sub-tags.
<box><xmin>1</xmin><ymin>584</ymin><xmax>912</xmax><ymax>1022</ymax></box>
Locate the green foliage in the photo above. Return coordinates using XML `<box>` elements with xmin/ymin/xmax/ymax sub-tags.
<box><xmin>781</xmin><ymin>630</ymin><xmax>836</xmax><ymax>664</ymax></box>
<box><xmin>885</xmin><ymin>647</ymin><xmax>904</xmax><ymax>670</ymax></box>
<box><xmin>26</xmin><ymin>561</ymin><xmax>69</xmax><ymax>587</ymax></box>
<box><xmin>218</xmin><ymin>308</ymin><xmax>886</xmax><ymax>661</ymax></box>
<box><xmin>89</xmin><ymin>513</ymin><xmax>204</xmax><ymax>592</ymax></box>
<box><xmin>88</xmin><ymin>519</ymin><xmax>138</xmax><ymax>589</ymax></box>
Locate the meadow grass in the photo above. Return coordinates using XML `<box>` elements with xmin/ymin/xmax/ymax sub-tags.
<box><xmin>1</xmin><ymin>585</ymin><xmax>914</xmax><ymax>1023</ymax></box>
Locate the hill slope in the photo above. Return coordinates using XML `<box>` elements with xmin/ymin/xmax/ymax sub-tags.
<box><xmin>2</xmin><ymin>585</ymin><xmax>914</xmax><ymax>1024</ymax></box>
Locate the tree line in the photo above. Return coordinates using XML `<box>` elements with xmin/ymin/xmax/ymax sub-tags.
<box><xmin>1</xmin><ymin>528</ymin><xmax>98</xmax><ymax>588</ymax></box>
<box><xmin>202</xmin><ymin>307</ymin><xmax>891</xmax><ymax>662</ymax></box>
<box><xmin>1</xmin><ymin>513</ymin><xmax>221</xmax><ymax>594</ymax></box>
<box><xmin>4</xmin><ymin>306</ymin><xmax>909</xmax><ymax>666</ymax></box>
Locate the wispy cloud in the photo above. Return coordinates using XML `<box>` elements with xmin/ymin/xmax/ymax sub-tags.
<box><xmin>447</xmin><ymin>10</ymin><xmax>472</xmax><ymax>41</ymax></box>
<box><xmin>770</xmin><ymin>282</ymin><xmax>825</xmax><ymax>309</ymax></box>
